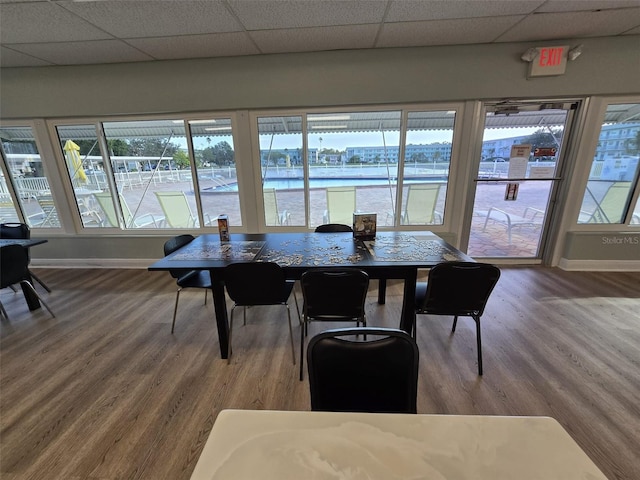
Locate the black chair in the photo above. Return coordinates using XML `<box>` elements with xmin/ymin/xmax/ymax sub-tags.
<box><xmin>314</xmin><ymin>223</ymin><xmax>353</xmax><ymax>233</ymax></box>
<box><xmin>224</xmin><ymin>262</ymin><xmax>299</xmax><ymax>364</ymax></box>
<box><xmin>1</xmin><ymin>244</ymin><xmax>55</xmax><ymax>320</ymax></box>
<box><xmin>315</xmin><ymin>223</ymin><xmax>388</xmax><ymax>304</ymax></box>
<box><xmin>164</xmin><ymin>234</ymin><xmax>212</xmax><ymax>333</ymax></box>
<box><xmin>414</xmin><ymin>261</ymin><xmax>500</xmax><ymax>375</ymax></box>
<box><xmin>0</xmin><ymin>222</ymin><xmax>51</xmax><ymax>293</ymax></box>
<box><xmin>307</xmin><ymin>327</ymin><xmax>418</xmax><ymax>413</ymax></box>
<box><xmin>299</xmin><ymin>268</ymin><xmax>369</xmax><ymax>380</ymax></box>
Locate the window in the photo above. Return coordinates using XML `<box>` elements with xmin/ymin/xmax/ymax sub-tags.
<box><xmin>400</xmin><ymin>110</ymin><xmax>455</xmax><ymax>226</ymax></box>
<box><xmin>0</xmin><ymin>125</ymin><xmax>58</xmax><ymax>228</ymax></box>
<box><xmin>578</xmin><ymin>103</ymin><xmax>640</xmax><ymax>224</ymax></box>
<box><xmin>254</xmin><ymin>108</ymin><xmax>459</xmax><ymax>229</ymax></box>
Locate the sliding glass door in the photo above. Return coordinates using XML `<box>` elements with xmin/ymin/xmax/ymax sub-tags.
<box><xmin>467</xmin><ymin>102</ymin><xmax>577</xmax><ymax>259</ymax></box>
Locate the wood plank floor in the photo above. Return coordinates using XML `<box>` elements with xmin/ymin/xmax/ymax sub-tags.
<box><xmin>1</xmin><ymin>267</ymin><xmax>639</xmax><ymax>480</ymax></box>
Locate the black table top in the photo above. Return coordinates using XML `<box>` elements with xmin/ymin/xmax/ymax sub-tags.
<box><xmin>149</xmin><ymin>231</ymin><xmax>471</xmax><ymax>273</ymax></box>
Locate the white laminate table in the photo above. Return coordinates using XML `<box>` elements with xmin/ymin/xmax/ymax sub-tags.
<box><xmin>190</xmin><ymin>409</ymin><xmax>607</xmax><ymax>480</ymax></box>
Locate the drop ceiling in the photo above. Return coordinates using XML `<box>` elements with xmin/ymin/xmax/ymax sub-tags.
<box><xmin>1</xmin><ymin>0</ymin><xmax>639</xmax><ymax>69</ymax></box>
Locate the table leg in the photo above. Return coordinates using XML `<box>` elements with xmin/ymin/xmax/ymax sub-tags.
<box><xmin>377</xmin><ymin>279</ymin><xmax>386</xmax><ymax>304</ymax></box>
<box><xmin>20</xmin><ymin>280</ymin><xmax>41</xmax><ymax>311</ymax></box>
<box><xmin>399</xmin><ymin>271</ymin><xmax>417</xmax><ymax>334</ymax></box>
<box><xmin>211</xmin><ymin>278</ymin><xmax>229</xmax><ymax>359</ymax></box>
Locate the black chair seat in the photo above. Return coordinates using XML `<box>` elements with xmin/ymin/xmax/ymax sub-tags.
<box><xmin>307</xmin><ymin>327</ymin><xmax>419</xmax><ymax>413</ymax></box>
<box><xmin>1</xmin><ymin>244</ymin><xmax>55</xmax><ymax>320</ymax></box>
<box><xmin>164</xmin><ymin>234</ymin><xmax>211</xmax><ymax>333</ymax></box>
<box><xmin>176</xmin><ymin>270</ymin><xmax>212</xmax><ymax>290</ymax></box>
<box><xmin>414</xmin><ymin>261</ymin><xmax>500</xmax><ymax>375</ymax></box>
<box><xmin>224</xmin><ymin>262</ymin><xmax>299</xmax><ymax>364</ymax></box>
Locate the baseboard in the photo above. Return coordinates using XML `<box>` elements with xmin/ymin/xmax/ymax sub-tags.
<box><xmin>30</xmin><ymin>258</ymin><xmax>157</xmax><ymax>269</ymax></box>
<box><xmin>558</xmin><ymin>258</ymin><xmax>640</xmax><ymax>271</ymax></box>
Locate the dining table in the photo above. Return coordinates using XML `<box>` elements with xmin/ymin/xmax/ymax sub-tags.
<box><xmin>189</xmin><ymin>409</ymin><xmax>608</xmax><ymax>480</ymax></box>
<box><xmin>148</xmin><ymin>231</ymin><xmax>472</xmax><ymax>359</ymax></box>
<box><xmin>0</xmin><ymin>238</ymin><xmax>48</xmax><ymax>310</ymax></box>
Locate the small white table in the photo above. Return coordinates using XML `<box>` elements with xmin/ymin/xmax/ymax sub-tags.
<box><xmin>190</xmin><ymin>409</ymin><xmax>607</xmax><ymax>480</ymax></box>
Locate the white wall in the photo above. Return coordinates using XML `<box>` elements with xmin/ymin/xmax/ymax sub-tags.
<box><xmin>2</xmin><ymin>36</ymin><xmax>639</xmax><ymax>119</ymax></box>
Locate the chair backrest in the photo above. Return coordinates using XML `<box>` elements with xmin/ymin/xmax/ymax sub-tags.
<box><xmin>0</xmin><ymin>222</ymin><xmax>30</xmax><ymax>239</ymax></box>
<box><xmin>325</xmin><ymin>186</ymin><xmax>356</xmax><ymax>225</ymax></box>
<box><xmin>263</xmin><ymin>188</ymin><xmax>281</xmax><ymax>226</ymax></box>
<box><xmin>307</xmin><ymin>327</ymin><xmax>419</xmax><ymax>413</ymax></box>
<box><xmin>419</xmin><ymin>262</ymin><xmax>500</xmax><ymax>317</ymax></box>
<box><xmin>164</xmin><ymin>234</ymin><xmax>196</xmax><ymax>279</ymax></box>
<box><xmin>94</xmin><ymin>191</ymin><xmax>133</xmax><ymax>227</ymax></box>
<box><xmin>155</xmin><ymin>191</ymin><xmax>197</xmax><ymax>228</ymax></box>
<box><xmin>315</xmin><ymin>223</ymin><xmax>353</xmax><ymax>233</ymax></box>
<box><xmin>36</xmin><ymin>196</ymin><xmax>60</xmax><ymax>227</ymax></box>
<box><xmin>0</xmin><ymin>244</ymin><xmax>30</xmax><ymax>288</ymax></box>
<box><xmin>403</xmin><ymin>183</ymin><xmax>442</xmax><ymax>224</ymax></box>
<box><xmin>301</xmin><ymin>268</ymin><xmax>369</xmax><ymax>320</ymax></box>
<box><xmin>588</xmin><ymin>181</ymin><xmax>632</xmax><ymax>223</ymax></box>
<box><xmin>224</xmin><ymin>262</ymin><xmax>287</xmax><ymax>306</ymax></box>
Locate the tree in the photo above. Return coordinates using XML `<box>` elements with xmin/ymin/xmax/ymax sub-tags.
<box><xmin>128</xmin><ymin>138</ymin><xmax>179</xmax><ymax>157</ymax></box>
<box><xmin>173</xmin><ymin>150</ymin><xmax>190</xmax><ymax>169</ymax></box>
<box><xmin>211</xmin><ymin>141</ymin><xmax>235</xmax><ymax>166</ymax></box>
<box><xmin>348</xmin><ymin>155</ymin><xmax>362</xmax><ymax>164</ymax></box>
<box><xmin>522</xmin><ymin>129</ymin><xmax>561</xmax><ymax>149</ymax></box>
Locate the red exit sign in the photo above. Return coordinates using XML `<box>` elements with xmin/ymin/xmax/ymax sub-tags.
<box><xmin>529</xmin><ymin>45</ymin><xmax>568</xmax><ymax>77</ymax></box>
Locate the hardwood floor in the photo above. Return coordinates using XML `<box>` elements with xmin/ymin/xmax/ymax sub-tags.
<box><xmin>1</xmin><ymin>267</ymin><xmax>639</xmax><ymax>480</ymax></box>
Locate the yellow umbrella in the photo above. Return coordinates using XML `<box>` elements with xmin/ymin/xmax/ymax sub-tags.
<box><xmin>64</xmin><ymin>139</ymin><xmax>87</xmax><ymax>183</ymax></box>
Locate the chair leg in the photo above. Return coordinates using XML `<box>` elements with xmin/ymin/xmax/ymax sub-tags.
<box><xmin>29</xmin><ymin>270</ymin><xmax>51</xmax><ymax>293</ymax></box>
<box><xmin>299</xmin><ymin>318</ymin><xmax>306</xmax><ymax>381</ymax></box>
<box><xmin>285</xmin><ymin>304</ymin><xmax>296</xmax><ymax>365</ymax></box>
<box><xmin>292</xmin><ymin>288</ymin><xmax>301</xmax><ymax>324</ymax></box>
<box><xmin>21</xmin><ymin>281</ymin><xmax>55</xmax><ymax>318</ymax></box>
<box><xmin>0</xmin><ymin>301</ymin><xmax>8</xmax><ymax>320</ymax></box>
<box><xmin>474</xmin><ymin>315</ymin><xmax>483</xmax><ymax>375</ymax></box>
<box><xmin>451</xmin><ymin>315</ymin><xmax>458</xmax><ymax>333</ymax></box>
<box><xmin>243</xmin><ymin>306</ymin><xmax>247</xmax><ymax>326</ymax></box>
<box><xmin>171</xmin><ymin>288</ymin><xmax>182</xmax><ymax>333</ymax></box>
<box><xmin>228</xmin><ymin>306</ymin><xmax>237</xmax><ymax>364</ymax></box>
<box><xmin>203</xmin><ymin>289</ymin><xmax>208</xmax><ymax>305</ymax></box>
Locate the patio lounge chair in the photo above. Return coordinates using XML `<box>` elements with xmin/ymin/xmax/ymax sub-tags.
<box><xmin>94</xmin><ymin>192</ymin><xmax>163</xmax><ymax>228</ymax></box>
<box><xmin>155</xmin><ymin>191</ymin><xmax>211</xmax><ymax>228</ymax></box>
<box><xmin>401</xmin><ymin>183</ymin><xmax>443</xmax><ymax>225</ymax></box>
<box><xmin>263</xmin><ymin>188</ymin><xmax>290</xmax><ymax>226</ymax></box>
<box><xmin>478</xmin><ymin>206</ymin><xmax>544</xmax><ymax>244</ymax></box>
<box><xmin>323</xmin><ymin>186</ymin><xmax>356</xmax><ymax>226</ymax></box>
<box><xmin>580</xmin><ymin>181</ymin><xmax>632</xmax><ymax>223</ymax></box>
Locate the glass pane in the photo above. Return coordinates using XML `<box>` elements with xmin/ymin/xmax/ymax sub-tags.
<box><xmin>258</xmin><ymin>115</ymin><xmax>304</xmax><ymax>226</ymax></box>
<box><xmin>0</xmin><ymin>125</ymin><xmax>59</xmax><ymax>228</ymax></box>
<box><xmin>56</xmin><ymin>124</ymin><xmax>107</xmax><ymax>228</ymax></box>
<box><xmin>578</xmin><ymin>103</ymin><xmax>640</xmax><ymax>224</ymax></box>
<box><xmin>308</xmin><ymin>111</ymin><xmax>401</xmax><ymax>228</ymax></box>
<box><xmin>468</xmin><ymin>106</ymin><xmax>568</xmax><ymax>258</ymax></box>
<box><xmin>400</xmin><ymin>110</ymin><xmax>455</xmax><ymax>225</ymax></box>
<box><xmin>189</xmin><ymin>118</ymin><xmax>242</xmax><ymax>227</ymax></box>
<box><xmin>102</xmin><ymin>119</ymin><xmax>200</xmax><ymax>229</ymax></box>
<box><xmin>633</xmin><ymin>196</ymin><xmax>640</xmax><ymax>225</ymax></box>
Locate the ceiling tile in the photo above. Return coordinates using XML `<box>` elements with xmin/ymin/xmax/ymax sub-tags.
<box><xmin>0</xmin><ymin>46</ymin><xmax>53</xmax><ymax>68</ymax></box>
<box><xmin>9</xmin><ymin>40</ymin><xmax>154</xmax><ymax>66</ymax></box>
<box><xmin>497</xmin><ymin>9</ymin><xmax>640</xmax><ymax>42</ymax></box>
<box><xmin>128</xmin><ymin>33</ymin><xmax>261</xmax><ymax>60</ymax></box>
<box><xmin>251</xmin><ymin>24</ymin><xmax>379</xmax><ymax>53</ymax></box>
<box><xmin>0</xmin><ymin>2</ymin><xmax>112</xmax><ymax>43</ymax></box>
<box><xmin>386</xmin><ymin>0</ymin><xmax>544</xmax><ymax>22</ymax></box>
<box><xmin>536</xmin><ymin>0</ymin><xmax>640</xmax><ymax>13</ymax></box>
<box><xmin>228</xmin><ymin>0</ymin><xmax>386</xmax><ymax>30</ymax></box>
<box><xmin>378</xmin><ymin>16</ymin><xmax>524</xmax><ymax>48</ymax></box>
<box><xmin>60</xmin><ymin>0</ymin><xmax>243</xmax><ymax>38</ymax></box>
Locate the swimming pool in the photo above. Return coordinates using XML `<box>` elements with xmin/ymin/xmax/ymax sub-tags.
<box><xmin>202</xmin><ymin>176</ymin><xmax>446</xmax><ymax>192</ymax></box>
